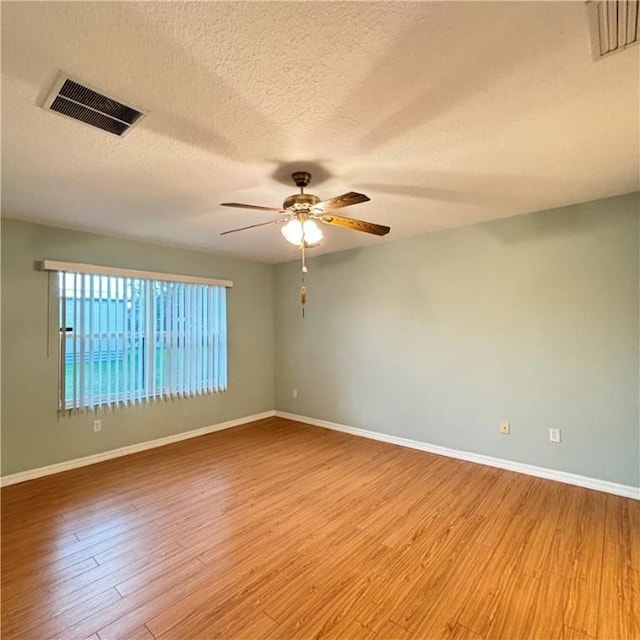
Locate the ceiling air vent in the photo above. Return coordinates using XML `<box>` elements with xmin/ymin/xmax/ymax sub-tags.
<box><xmin>586</xmin><ymin>0</ymin><xmax>639</xmax><ymax>60</ymax></box>
<box><xmin>43</xmin><ymin>76</ymin><xmax>146</xmax><ymax>137</ymax></box>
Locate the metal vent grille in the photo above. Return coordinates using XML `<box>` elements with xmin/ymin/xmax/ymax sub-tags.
<box><xmin>587</xmin><ymin>1</ymin><xmax>639</xmax><ymax>59</ymax></box>
<box><xmin>43</xmin><ymin>76</ymin><xmax>146</xmax><ymax>137</ymax></box>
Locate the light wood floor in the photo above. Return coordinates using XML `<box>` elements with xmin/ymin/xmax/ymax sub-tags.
<box><xmin>1</xmin><ymin>417</ymin><xmax>638</xmax><ymax>640</ymax></box>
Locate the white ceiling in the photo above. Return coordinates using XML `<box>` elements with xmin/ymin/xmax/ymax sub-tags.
<box><xmin>2</xmin><ymin>1</ymin><xmax>638</xmax><ymax>264</ymax></box>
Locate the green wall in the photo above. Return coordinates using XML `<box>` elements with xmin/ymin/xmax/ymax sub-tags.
<box><xmin>274</xmin><ymin>193</ymin><xmax>640</xmax><ymax>488</ymax></box>
<box><xmin>1</xmin><ymin>219</ymin><xmax>275</xmax><ymax>475</ymax></box>
<box><xmin>3</xmin><ymin>193</ymin><xmax>639</xmax><ymax>488</ymax></box>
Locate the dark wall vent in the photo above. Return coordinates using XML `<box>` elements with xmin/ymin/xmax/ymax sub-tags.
<box><xmin>43</xmin><ymin>76</ymin><xmax>146</xmax><ymax>137</ymax></box>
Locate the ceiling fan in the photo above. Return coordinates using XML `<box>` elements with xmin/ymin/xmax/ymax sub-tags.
<box><xmin>220</xmin><ymin>171</ymin><xmax>390</xmax><ymax>248</ymax></box>
<box><xmin>220</xmin><ymin>171</ymin><xmax>390</xmax><ymax>316</ymax></box>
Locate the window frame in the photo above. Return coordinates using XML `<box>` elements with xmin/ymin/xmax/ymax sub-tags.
<box><xmin>43</xmin><ymin>261</ymin><xmax>233</xmax><ymax>412</ymax></box>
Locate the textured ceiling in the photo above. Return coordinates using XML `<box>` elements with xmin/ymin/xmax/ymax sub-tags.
<box><xmin>2</xmin><ymin>1</ymin><xmax>638</xmax><ymax>263</ymax></box>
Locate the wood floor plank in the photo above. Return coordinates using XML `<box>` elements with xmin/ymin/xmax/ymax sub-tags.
<box><xmin>2</xmin><ymin>521</ymin><xmax>183</xmax><ymax>595</ymax></box>
<box><xmin>483</xmin><ymin>570</ymin><xmax>540</xmax><ymax>639</ymax></box>
<box><xmin>1</xmin><ymin>417</ymin><xmax>637</xmax><ymax>640</ymax></box>
<box><xmin>120</xmin><ymin>623</ymin><xmax>156</xmax><ymax>640</ymax></box>
<box><xmin>456</xmin><ymin>515</ymin><xmax>538</xmax><ymax>636</ymax></box>
<box><xmin>563</xmin><ymin>625</ymin><xmax>597</xmax><ymax>640</ymax></box>
<box><xmin>548</xmin><ymin>486</ymin><xmax>586</xmax><ymax>579</ymax></box>
<box><xmin>265</xmin><ymin>564</ymin><xmax>385</xmax><ymax>639</ymax></box>
<box><xmin>387</xmin><ymin>518</ymin><xmax>488</xmax><ymax>634</ymax></box>
<box><xmin>319</xmin><ymin>617</ymin><xmax>377</xmax><ymax>640</ymax></box>
<box><xmin>4</xmin><ymin>586</ymin><xmax>122</xmax><ymax>640</ymax></box>
<box><xmin>3</xmin><ymin>538</ymin><xmax>185</xmax><ymax>621</ymax></box>
<box><xmin>555</xmin><ymin>488</ymin><xmax>605</xmax><ymax>638</ymax></box>
<box><xmin>165</xmin><ymin>530</ymin><xmax>386</xmax><ymax>640</ymax></box>
<box><xmin>0</xmin><ymin>556</ymin><xmax>99</xmax><ymax>604</ymax></box>
<box><xmin>231</xmin><ymin>613</ymin><xmax>280</xmax><ymax>640</ymax></box>
<box><xmin>156</xmin><ymin>607</ymin><xmax>277</xmax><ymax>640</ymax></box>
<box><xmin>375</xmin><ymin>619</ymin><xmax>412</xmax><ymax>639</ymax></box>
<box><xmin>629</xmin><ymin>497</ymin><xmax>640</xmax><ymax>571</ymax></box>
<box><xmin>522</xmin><ymin>570</ymin><xmax>567</xmax><ymax>640</ymax></box>
<box><xmin>59</xmin><ymin>554</ymin><xmax>210</xmax><ymax>639</ymax></box>
<box><xmin>441</xmin><ymin>623</ymin><xmax>484</xmax><ymax>640</ymax></box>
<box><xmin>398</xmin><ymin>541</ymin><xmax>494</xmax><ymax>639</ymax></box>
<box><xmin>597</xmin><ymin>496</ymin><xmax>640</xmax><ymax>640</ymax></box>
<box><xmin>353</xmin><ymin>574</ymin><xmax>396</xmax><ymax>633</ymax></box>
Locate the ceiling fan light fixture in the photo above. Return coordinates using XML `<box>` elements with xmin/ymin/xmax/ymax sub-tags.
<box><xmin>281</xmin><ymin>218</ymin><xmax>323</xmax><ymax>247</ymax></box>
<box><xmin>220</xmin><ymin>171</ymin><xmax>389</xmax><ymax>317</ymax></box>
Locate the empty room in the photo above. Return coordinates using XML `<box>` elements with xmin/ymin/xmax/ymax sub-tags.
<box><xmin>1</xmin><ymin>1</ymin><xmax>639</xmax><ymax>639</ymax></box>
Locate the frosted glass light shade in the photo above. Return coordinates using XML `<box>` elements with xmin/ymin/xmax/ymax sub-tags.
<box><xmin>281</xmin><ymin>218</ymin><xmax>323</xmax><ymax>246</ymax></box>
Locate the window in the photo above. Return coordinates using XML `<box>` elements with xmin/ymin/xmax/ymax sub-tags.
<box><xmin>45</xmin><ymin>262</ymin><xmax>231</xmax><ymax>411</ymax></box>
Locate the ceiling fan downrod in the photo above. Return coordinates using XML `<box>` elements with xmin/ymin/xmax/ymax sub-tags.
<box><xmin>300</xmin><ymin>227</ymin><xmax>308</xmax><ymax>318</ymax></box>
<box><xmin>292</xmin><ymin>171</ymin><xmax>312</xmax><ymax>194</ymax></box>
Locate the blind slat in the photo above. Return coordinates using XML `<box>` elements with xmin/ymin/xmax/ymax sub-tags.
<box><xmin>73</xmin><ymin>273</ymin><xmax>79</xmax><ymax>410</ymax></box>
<box><xmin>122</xmin><ymin>278</ymin><xmax>129</xmax><ymax>405</ymax></box>
<box><xmin>139</xmin><ymin>281</ymin><xmax>144</xmax><ymax>404</ymax></box>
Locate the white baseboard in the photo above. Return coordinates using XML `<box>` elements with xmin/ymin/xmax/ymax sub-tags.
<box><xmin>275</xmin><ymin>411</ymin><xmax>640</xmax><ymax>500</ymax></box>
<box><xmin>4</xmin><ymin>409</ymin><xmax>638</xmax><ymax>500</ymax></box>
<box><xmin>1</xmin><ymin>410</ymin><xmax>276</xmax><ymax>487</ymax></box>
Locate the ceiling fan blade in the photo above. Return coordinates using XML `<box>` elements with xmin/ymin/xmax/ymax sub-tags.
<box><xmin>220</xmin><ymin>218</ymin><xmax>288</xmax><ymax>236</ymax></box>
<box><xmin>319</xmin><ymin>214</ymin><xmax>390</xmax><ymax>236</ymax></box>
<box><xmin>311</xmin><ymin>192</ymin><xmax>370</xmax><ymax>213</ymax></box>
<box><xmin>221</xmin><ymin>202</ymin><xmax>282</xmax><ymax>213</ymax></box>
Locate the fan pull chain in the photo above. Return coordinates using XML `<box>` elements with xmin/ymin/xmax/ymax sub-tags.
<box><xmin>300</xmin><ymin>227</ymin><xmax>307</xmax><ymax>317</ymax></box>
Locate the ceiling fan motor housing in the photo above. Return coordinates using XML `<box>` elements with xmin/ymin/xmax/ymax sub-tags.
<box><xmin>283</xmin><ymin>193</ymin><xmax>320</xmax><ymax>211</ymax></box>
<box><xmin>292</xmin><ymin>171</ymin><xmax>312</xmax><ymax>188</ymax></box>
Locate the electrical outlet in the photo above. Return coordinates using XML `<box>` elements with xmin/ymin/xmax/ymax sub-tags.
<box><xmin>549</xmin><ymin>428</ymin><xmax>561</xmax><ymax>443</ymax></box>
<box><xmin>292</xmin><ymin>388</ymin><xmax>298</xmax><ymax>399</ymax></box>
<box><xmin>499</xmin><ymin>420</ymin><xmax>511</xmax><ymax>435</ymax></box>
<box><xmin>93</xmin><ymin>419</ymin><xmax>102</xmax><ymax>432</ymax></box>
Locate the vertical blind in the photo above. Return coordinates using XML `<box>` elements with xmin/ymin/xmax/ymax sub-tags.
<box><xmin>53</xmin><ymin>266</ymin><xmax>229</xmax><ymax>412</ymax></box>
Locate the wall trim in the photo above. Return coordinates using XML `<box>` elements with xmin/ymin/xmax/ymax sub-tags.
<box><xmin>275</xmin><ymin>411</ymin><xmax>640</xmax><ymax>500</ymax></box>
<box><xmin>1</xmin><ymin>410</ymin><xmax>276</xmax><ymax>487</ymax></box>
<box><xmin>4</xmin><ymin>409</ymin><xmax>637</xmax><ymax>500</ymax></box>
